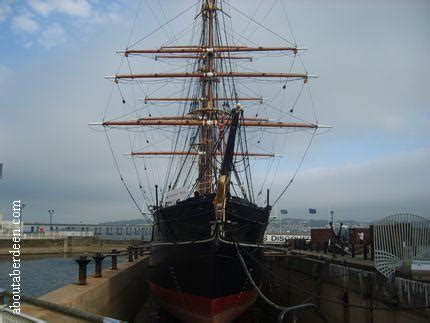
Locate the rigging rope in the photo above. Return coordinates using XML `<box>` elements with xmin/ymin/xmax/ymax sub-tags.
<box><xmin>104</xmin><ymin>129</ymin><xmax>154</xmax><ymax>224</ymax></box>
<box><xmin>127</xmin><ymin>1</ymin><xmax>201</xmax><ymax>49</ymax></box>
<box><xmin>234</xmin><ymin>241</ymin><xmax>285</xmax><ymax>311</ymax></box>
<box><xmin>223</xmin><ymin>2</ymin><xmax>296</xmax><ymax>47</ymax></box>
<box><xmin>272</xmin><ymin>128</ymin><xmax>316</xmax><ymax>206</ymax></box>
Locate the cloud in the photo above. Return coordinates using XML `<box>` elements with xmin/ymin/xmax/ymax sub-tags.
<box><xmin>269</xmin><ymin>148</ymin><xmax>430</xmax><ymax>221</ymax></box>
<box><xmin>28</xmin><ymin>0</ymin><xmax>92</xmax><ymax>18</ymax></box>
<box><xmin>0</xmin><ymin>0</ymin><xmax>428</xmax><ymax>225</ymax></box>
<box><xmin>0</xmin><ymin>65</ymin><xmax>11</xmax><ymax>84</ymax></box>
<box><xmin>9</xmin><ymin>1</ymin><xmax>123</xmax><ymax>49</ymax></box>
<box><xmin>38</xmin><ymin>23</ymin><xmax>66</xmax><ymax>49</ymax></box>
<box><xmin>12</xmin><ymin>13</ymin><xmax>39</xmax><ymax>33</ymax></box>
<box><xmin>0</xmin><ymin>1</ymin><xmax>13</xmax><ymax>23</ymax></box>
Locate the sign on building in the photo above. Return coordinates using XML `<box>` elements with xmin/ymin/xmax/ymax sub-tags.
<box><xmin>264</xmin><ymin>234</ymin><xmax>310</xmax><ymax>244</ymax></box>
<box><xmin>165</xmin><ymin>187</ymin><xmax>188</xmax><ymax>206</ymax></box>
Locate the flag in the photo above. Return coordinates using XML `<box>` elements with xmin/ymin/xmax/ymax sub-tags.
<box><xmin>280</xmin><ymin>209</ymin><xmax>288</xmax><ymax>215</ymax></box>
<box><xmin>308</xmin><ymin>208</ymin><xmax>317</xmax><ymax>214</ymax></box>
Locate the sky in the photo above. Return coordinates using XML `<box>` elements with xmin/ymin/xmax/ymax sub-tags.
<box><xmin>0</xmin><ymin>0</ymin><xmax>429</xmax><ymax>224</ymax></box>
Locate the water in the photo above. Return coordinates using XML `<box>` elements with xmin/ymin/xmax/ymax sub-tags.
<box><xmin>0</xmin><ymin>254</ymin><xmax>126</xmax><ymax>297</ymax></box>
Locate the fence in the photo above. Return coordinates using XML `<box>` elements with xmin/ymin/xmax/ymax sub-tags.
<box><xmin>373</xmin><ymin>213</ymin><xmax>430</xmax><ymax>279</ymax></box>
<box><xmin>0</xmin><ymin>231</ymin><xmax>94</xmax><ymax>240</ymax></box>
<box><xmin>0</xmin><ymin>305</ymin><xmax>45</xmax><ymax>323</ymax></box>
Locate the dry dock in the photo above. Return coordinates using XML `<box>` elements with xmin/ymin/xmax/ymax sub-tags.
<box><xmin>0</xmin><ymin>236</ymin><xmax>141</xmax><ymax>255</ymax></box>
<box><xmin>2</xmin><ymin>245</ymin><xmax>429</xmax><ymax>323</ymax></box>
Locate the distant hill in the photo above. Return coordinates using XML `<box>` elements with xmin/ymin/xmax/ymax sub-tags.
<box><xmin>100</xmin><ymin>217</ymin><xmax>366</xmax><ymax>228</ymax></box>
<box><xmin>100</xmin><ymin>218</ymin><xmax>152</xmax><ymax>225</ymax></box>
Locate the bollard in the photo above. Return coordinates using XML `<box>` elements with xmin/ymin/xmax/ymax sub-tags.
<box><xmin>363</xmin><ymin>243</ymin><xmax>368</xmax><ymax>260</ymax></box>
<box><xmin>75</xmin><ymin>255</ymin><xmax>91</xmax><ymax>285</ymax></box>
<box><xmin>351</xmin><ymin>244</ymin><xmax>355</xmax><ymax>258</ymax></box>
<box><xmin>369</xmin><ymin>225</ymin><xmax>375</xmax><ymax>261</ymax></box>
<box><xmin>128</xmin><ymin>247</ymin><xmax>134</xmax><ymax>262</ymax></box>
<box><xmin>111</xmin><ymin>249</ymin><xmax>118</xmax><ymax>270</ymax></box>
<box><xmin>134</xmin><ymin>246</ymin><xmax>139</xmax><ymax>260</ymax></box>
<box><xmin>139</xmin><ymin>246</ymin><xmax>144</xmax><ymax>256</ymax></box>
<box><xmin>93</xmin><ymin>252</ymin><xmax>106</xmax><ymax>278</ymax></box>
<box><xmin>331</xmin><ymin>240</ymin><xmax>336</xmax><ymax>257</ymax></box>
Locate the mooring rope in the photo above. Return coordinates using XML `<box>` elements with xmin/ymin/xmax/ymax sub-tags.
<box><xmin>234</xmin><ymin>241</ymin><xmax>331</xmax><ymax>322</ymax></box>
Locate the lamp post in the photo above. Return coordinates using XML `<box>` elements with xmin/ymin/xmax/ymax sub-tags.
<box><xmin>19</xmin><ymin>203</ymin><xmax>25</xmax><ymax>228</ymax></box>
<box><xmin>48</xmin><ymin>209</ymin><xmax>54</xmax><ymax>231</ymax></box>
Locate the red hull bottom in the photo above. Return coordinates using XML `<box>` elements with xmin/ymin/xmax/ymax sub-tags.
<box><xmin>149</xmin><ymin>281</ymin><xmax>258</xmax><ymax>323</ymax></box>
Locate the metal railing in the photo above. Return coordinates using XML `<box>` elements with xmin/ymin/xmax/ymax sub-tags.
<box><xmin>0</xmin><ymin>231</ymin><xmax>94</xmax><ymax>240</ymax></box>
<box><xmin>373</xmin><ymin>213</ymin><xmax>430</xmax><ymax>279</ymax></box>
<box><xmin>0</xmin><ymin>305</ymin><xmax>45</xmax><ymax>323</ymax></box>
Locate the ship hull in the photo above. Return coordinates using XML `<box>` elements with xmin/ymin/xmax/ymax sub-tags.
<box><xmin>150</xmin><ymin>194</ymin><xmax>269</xmax><ymax>322</ymax></box>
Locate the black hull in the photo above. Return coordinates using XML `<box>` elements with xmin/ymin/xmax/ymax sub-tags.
<box><xmin>150</xmin><ymin>194</ymin><xmax>270</xmax><ymax>322</ymax></box>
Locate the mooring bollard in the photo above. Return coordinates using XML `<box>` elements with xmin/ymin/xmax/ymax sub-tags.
<box><xmin>331</xmin><ymin>242</ymin><xmax>336</xmax><ymax>258</ymax></box>
<box><xmin>128</xmin><ymin>246</ymin><xmax>134</xmax><ymax>262</ymax></box>
<box><xmin>134</xmin><ymin>246</ymin><xmax>139</xmax><ymax>259</ymax></box>
<box><xmin>75</xmin><ymin>255</ymin><xmax>91</xmax><ymax>285</ymax></box>
<box><xmin>93</xmin><ymin>252</ymin><xmax>106</xmax><ymax>278</ymax></box>
<box><xmin>139</xmin><ymin>246</ymin><xmax>144</xmax><ymax>256</ymax></box>
<box><xmin>0</xmin><ymin>289</ymin><xmax>5</xmax><ymax>305</ymax></box>
<box><xmin>111</xmin><ymin>249</ymin><xmax>118</xmax><ymax>270</ymax></box>
<box><xmin>351</xmin><ymin>244</ymin><xmax>355</xmax><ymax>258</ymax></box>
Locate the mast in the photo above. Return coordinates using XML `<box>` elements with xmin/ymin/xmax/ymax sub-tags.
<box><xmin>92</xmin><ymin>0</ymin><xmax>330</xmax><ymax>208</ymax></box>
<box><xmin>198</xmin><ymin>0</ymin><xmax>216</xmax><ymax>194</ymax></box>
<box><xmin>213</xmin><ymin>106</ymin><xmax>241</xmax><ymax>223</ymax></box>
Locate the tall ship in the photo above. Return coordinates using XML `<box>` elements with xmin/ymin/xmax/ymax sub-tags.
<box><xmin>92</xmin><ymin>0</ymin><xmax>329</xmax><ymax>322</ymax></box>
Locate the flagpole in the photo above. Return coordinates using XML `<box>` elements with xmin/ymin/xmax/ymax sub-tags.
<box><xmin>308</xmin><ymin>208</ymin><xmax>316</xmax><ymax>239</ymax></box>
<box><xmin>327</xmin><ymin>206</ymin><xmax>329</xmax><ymax>227</ymax></box>
<box><xmin>279</xmin><ymin>207</ymin><xmax>282</xmax><ymax>234</ymax></box>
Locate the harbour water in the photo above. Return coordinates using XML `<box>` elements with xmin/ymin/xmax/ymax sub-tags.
<box><xmin>0</xmin><ymin>254</ymin><xmax>126</xmax><ymax>297</ymax></box>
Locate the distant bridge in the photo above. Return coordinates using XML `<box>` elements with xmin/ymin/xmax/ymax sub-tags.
<box><xmin>24</xmin><ymin>222</ymin><xmax>153</xmax><ymax>237</ymax></box>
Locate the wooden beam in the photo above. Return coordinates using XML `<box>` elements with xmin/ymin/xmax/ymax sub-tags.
<box><xmin>128</xmin><ymin>151</ymin><xmax>275</xmax><ymax>157</ymax></box>
<box><xmin>138</xmin><ymin>116</ymin><xmax>268</xmax><ymax>121</ymax></box>
<box><xmin>141</xmin><ymin>97</ymin><xmax>263</xmax><ymax>102</ymax></box>
<box><xmin>155</xmin><ymin>54</ymin><xmax>252</xmax><ymax>60</ymax></box>
<box><xmin>119</xmin><ymin>46</ymin><xmax>306</xmax><ymax>56</ymax></box>
<box><xmin>108</xmin><ymin>72</ymin><xmax>317</xmax><ymax>80</ymax></box>
<box><xmin>160</xmin><ymin>45</ymin><xmax>248</xmax><ymax>49</ymax></box>
<box><xmin>103</xmin><ymin>119</ymin><xmax>317</xmax><ymax>128</ymax></box>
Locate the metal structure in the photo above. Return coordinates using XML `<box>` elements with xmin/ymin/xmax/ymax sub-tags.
<box><xmin>48</xmin><ymin>209</ymin><xmax>54</xmax><ymax>231</ymax></box>
<box><xmin>373</xmin><ymin>213</ymin><xmax>430</xmax><ymax>279</ymax></box>
<box><xmin>0</xmin><ymin>305</ymin><xmax>45</xmax><ymax>323</ymax></box>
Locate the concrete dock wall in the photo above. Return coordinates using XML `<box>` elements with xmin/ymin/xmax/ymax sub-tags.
<box><xmin>21</xmin><ymin>256</ymin><xmax>150</xmax><ymax>322</ymax></box>
<box><xmin>0</xmin><ymin>237</ymin><xmax>140</xmax><ymax>255</ymax></box>
<box><xmin>265</xmin><ymin>253</ymin><xmax>430</xmax><ymax>323</ymax></box>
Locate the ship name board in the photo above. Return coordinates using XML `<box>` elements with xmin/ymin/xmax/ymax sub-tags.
<box><xmin>264</xmin><ymin>234</ymin><xmax>310</xmax><ymax>244</ymax></box>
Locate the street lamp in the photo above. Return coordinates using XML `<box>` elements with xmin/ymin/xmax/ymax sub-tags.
<box><xmin>21</xmin><ymin>203</ymin><xmax>26</xmax><ymax>233</ymax></box>
<box><xmin>21</xmin><ymin>203</ymin><xmax>25</xmax><ymax>222</ymax></box>
<box><xmin>48</xmin><ymin>209</ymin><xmax>54</xmax><ymax>231</ymax></box>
